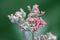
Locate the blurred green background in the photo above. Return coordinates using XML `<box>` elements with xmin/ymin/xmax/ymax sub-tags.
<box><xmin>0</xmin><ymin>0</ymin><xmax>60</xmax><ymax>40</ymax></box>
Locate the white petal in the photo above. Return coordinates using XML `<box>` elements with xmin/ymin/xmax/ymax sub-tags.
<box><xmin>8</xmin><ymin>15</ymin><xmax>11</xmax><ymax>19</ymax></box>
<box><xmin>20</xmin><ymin>8</ymin><xmax>24</xmax><ymax>12</ymax></box>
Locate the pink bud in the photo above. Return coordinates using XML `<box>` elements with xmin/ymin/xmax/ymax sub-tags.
<box><xmin>33</xmin><ymin>4</ymin><xmax>39</xmax><ymax>9</ymax></box>
<box><xmin>29</xmin><ymin>12</ymin><xmax>33</xmax><ymax>17</ymax></box>
<box><xmin>15</xmin><ymin>11</ymin><xmax>20</xmax><ymax>17</ymax></box>
<box><xmin>39</xmin><ymin>17</ymin><xmax>47</xmax><ymax>26</ymax></box>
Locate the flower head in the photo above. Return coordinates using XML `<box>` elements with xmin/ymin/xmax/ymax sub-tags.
<box><xmin>8</xmin><ymin>4</ymin><xmax>47</xmax><ymax>32</ymax></box>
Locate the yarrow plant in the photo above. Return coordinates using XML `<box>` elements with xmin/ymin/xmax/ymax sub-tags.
<box><xmin>8</xmin><ymin>4</ymin><xmax>57</xmax><ymax>40</ymax></box>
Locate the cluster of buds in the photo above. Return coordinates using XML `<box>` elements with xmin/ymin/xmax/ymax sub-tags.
<box><xmin>34</xmin><ymin>32</ymin><xmax>57</xmax><ymax>40</ymax></box>
<box><xmin>8</xmin><ymin>4</ymin><xmax>57</xmax><ymax>40</ymax></box>
<box><xmin>8</xmin><ymin>4</ymin><xmax>46</xmax><ymax>32</ymax></box>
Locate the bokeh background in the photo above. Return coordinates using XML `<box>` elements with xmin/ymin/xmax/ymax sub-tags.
<box><xmin>0</xmin><ymin>0</ymin><xmax>60</xmax><ymax>40</ymax></box>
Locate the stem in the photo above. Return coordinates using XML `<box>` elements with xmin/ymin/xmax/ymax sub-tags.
<box><xmin>32</xmin><ymin>31</ymin><xmax>34</xmax><ymax>40</ymax></box>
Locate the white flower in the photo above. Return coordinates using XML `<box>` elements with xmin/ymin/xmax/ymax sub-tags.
<box><xmin>20</xmin><ymin>8</ymin><xmax>26</xmax><ymax>18</ymax></box>
<box><xmin>8</xmin><ymin>14</ymin><xmax>19</xmax><ymax>23</ymax></box>
<box><xmin>47</xmin><ymin>32</ymin><xmax>57</xmax><ymax>40</ymax></box>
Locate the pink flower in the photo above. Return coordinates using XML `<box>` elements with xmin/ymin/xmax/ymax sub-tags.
<box><xmin>39</xmin><ymin>17</ymin><xmax>43</xmax><ymax>24</ymax></box>
<box><xmin>15</xmin><ymin>11</ymin><xmax>20</xmax><ymax>16</ymax></box>
<box><xmin>32</xmin><ymin>17</ymin><xmax>47</xmax><ymax>31</ymax></box>
<box><xmin>32</xmin><ymin>26</ymin><xmax>37</xmax><ymax>31</ymax></box>
<box><xmin>33</xmin><ymin>18</ymin><xmax>39</xmax><ymax>23</ymax></box>
<box><xmin>15</xmin><ymin>11</ymin><xmax>22</xmax><ymax>17</ymax></box>
<box><xmin>39</xmin><ymin>17</ymin><xmax>47</xmax><ymax>26</ymax></box>
<box><xmin>26</xmin><ymin>17</ymin><xmax>34</xmax><ymax>22</ymax></box>
<box><xmin>32</xmin><ymin>18</ymin><xmax>39</xmax><ymax>31</ymax></box>
<box><xmin>33</xmin><ymin>4</ymin><xmax>39</xmax><ymax>9</ymax></box>
<box><xmin>33</xmin><ymin>7</ymin><xmax>39</xmax><ymax>14</ymax></box>
<box><xmin>32</xmin><ymin>18</ymin><xmax>40</xmax><ymax>31</ymax></box>
<box><xmin>29</xmin><ymin>12</ymin><xmax>33</xmax><ymax>17</ymax></box>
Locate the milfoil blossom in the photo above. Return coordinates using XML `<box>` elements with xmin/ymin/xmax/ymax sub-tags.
<box><xmin>8</xmin><ymin>4</ymin><xmax>53</xmax><ymax>40</ymax></box>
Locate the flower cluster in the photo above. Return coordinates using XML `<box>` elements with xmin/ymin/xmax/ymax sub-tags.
<box><xmin>8</xmin><ymin>4</ymin><xmax>46</xmax><ymax>32</ymax></box>
<box><xmin>34</xmin><ymin>32</ymin><xmax>57</xmax><ymax>40</ymax></box>
<box><xmin>8</xmin><ymin>4</ymin><xmax>57</xmax><ymax>40</ymax></box>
